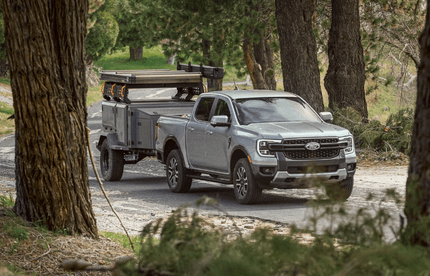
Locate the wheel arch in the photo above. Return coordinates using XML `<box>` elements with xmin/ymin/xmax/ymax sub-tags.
<box><xmin>230</xmin><ymin>146</ymin><xmax>249</xmax><ymax>176</ymax></box>
<box><xmin>96</xmin><ymin>133</ymin><xmax>119</xmax><ymax>151</ymax></box>
<box><xmin>163</xmin><ymin>137</ymin><xmax>180</xmax><ymax>164</ymax></box>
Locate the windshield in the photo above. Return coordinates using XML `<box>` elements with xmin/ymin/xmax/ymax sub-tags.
<box><xmin>233</xmin><ymin>97</ymin><xmax>321</xmax><ymax>125</ymax></box>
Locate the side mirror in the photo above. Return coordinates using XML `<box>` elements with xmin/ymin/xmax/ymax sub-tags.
<box><xmin>210</xmin><ymin>115</ymin><xmax>230</xmax><ymax>127</ymax></box>
<box><xmin>319</xmin><ymin>112</ymin><xmax>333</xmax><ymax>123</ymax></box>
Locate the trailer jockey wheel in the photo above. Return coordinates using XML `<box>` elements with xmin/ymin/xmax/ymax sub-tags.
<box><xmin>100</xmin><ymin>140</ymin><xmax>124</xmax><ymax>181</ymax></box>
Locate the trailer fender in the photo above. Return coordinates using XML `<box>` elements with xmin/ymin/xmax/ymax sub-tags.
<box><xmin>96</xmin><ymin>133</ymin><xmax>119</xmax><ymax>151</ymax></box>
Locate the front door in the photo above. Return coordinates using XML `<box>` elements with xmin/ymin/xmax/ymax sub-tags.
<box><xmin>186</xmin><ymin>97</ymin><xmax>215</xmax><ymax>169</ymax></box>
<box><xmin>204</xmin><ymin>99</ymin><xmax>231</xmax><ymax>172</ymax></box>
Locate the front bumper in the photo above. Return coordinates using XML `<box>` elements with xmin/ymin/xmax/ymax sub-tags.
<box><xmin>251</xmin><ymin>151</ymin><xmax>356</xmax><ymax>189</ymax></box>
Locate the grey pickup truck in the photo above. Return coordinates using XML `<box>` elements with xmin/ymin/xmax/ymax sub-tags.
<box><xmin>155</xmin><ymin>90</ymin><xmax>357</xmax><ymax>204</ymax></box>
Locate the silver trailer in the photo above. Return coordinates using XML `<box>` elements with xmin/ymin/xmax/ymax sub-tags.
<box><xmin>96</xmin><ymin>63</ymin><xmax>224</xmax><ymax>181</ymax></box>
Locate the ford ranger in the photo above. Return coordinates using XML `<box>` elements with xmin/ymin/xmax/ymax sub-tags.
<box><xmin>155</xmin><ymin>90</ymin><xmax>357</xmax><ymax>204</ymax></box>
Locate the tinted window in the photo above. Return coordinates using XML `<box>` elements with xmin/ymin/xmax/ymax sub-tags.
<box><xmin>195</xmin><ymin>97</ymin><xmax>215</xmax><ymax>121</ymax></box>
<box><xmin>214</xmin><ymin>99</ymin><xmax>231</xmax><ymax>121</ymax></box>
<box><xmin>234</xmin><ymin>97</ymin><xmax>321</xmax><ymax>125</ymax></box>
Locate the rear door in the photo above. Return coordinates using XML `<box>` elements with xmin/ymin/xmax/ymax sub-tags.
<box><xmin>204</xmin><ymin>98</ymin><xmax>232</xmax><ymax>172</ymax></box>
<box><xmin>186</xmin><ymin>96</ymin><xmax>216</xmax><ymax>169</ymax></box>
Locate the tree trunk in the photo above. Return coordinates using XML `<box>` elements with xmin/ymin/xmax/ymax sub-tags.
<box><xmin>203</xmin><ymin>39</ymin><xmax>223</xmax><ymax>91</ymax></box>
<box><xmin>265</xmin><ymin>36</ymin><xmax>277</xmax><ymax>91</ymax></box>
<box><xmin>403</xmin><ymin>0</ymin><xmax>430</xmax><ymax>247</ymax></box>
<box><xmin>254</xmin><ymin>33</ymin><xmax>277</xmax><ymax>90</ymax></box>
<box><xmin>275</xmin><ymin>0</ymin><xmax>324</xmax><ymax>112</ymax></box>
<box><xmin>324</xmin><ymin>0</ymin><xmax>368</xmax><ymax>118</ymax></box>
<box><xmin>129</xmin><ymin>46</ymin><xmax>143</xmax><ymax>59</ymax></box>
<box><xmin>0</xmin><ymin>59</ymin><xmax>8</xmax><ymax>78</ymax></box>
<box><xmin>243</xmin><ymin>38</ymin><xmax>268</xmax><ymax>90</ymax></box>
<box><xmin>1</xmin><ymin>0</ymin><xmax>98</xmax><ymax>238</ymax></box>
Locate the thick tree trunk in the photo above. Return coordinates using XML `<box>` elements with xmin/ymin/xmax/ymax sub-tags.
<box><xmin>275</xmin><ymin>0</ymin><xmax>324</xmax><ymax>112</ymax></box>
<box><xmin>1</xmin><ymin>0</ymin><xmax>98</xmax><ymax>237</ymax></box>
<box><xmin>403</xmin><ymin>0</ymin><xmax>430</xmax><ymax>247</ymax></box>
<box><xmin>129</xmin><ymin>46</ymin><xmax>143</xmax><ymax>59</ymax></box>
<box><xmin>324</xmin><ymin>0</ymin><xmax>368</xmax><ymax>118</ymax></box>
<box><xmin>243</xmin><ymin>38</ymin><xmax>268</xmax><ymax>90</ymax></box>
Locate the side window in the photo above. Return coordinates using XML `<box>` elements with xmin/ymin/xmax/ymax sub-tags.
<box><xmin>195</xmin><ymin>97</ymin><xmax>215</xmax><ymax>121</ymax></box>
<box><xmin>215</xmin><ymin>99</ymin><xmax>231</xmax><ymax>121</ymax></box>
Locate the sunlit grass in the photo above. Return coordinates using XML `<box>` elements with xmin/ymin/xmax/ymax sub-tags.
<box><xmin>87</xmin><ymin>86</ymin><xmax>103</xmax><ymax>106</ymax></box>
<box><xmin>99</xmin><ymin>231</ymin><xmax>142</xmax><ymax>253</ymax></box>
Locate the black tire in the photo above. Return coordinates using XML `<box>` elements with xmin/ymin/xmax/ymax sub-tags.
<box><xmin>233</xmin><ymin>158</ymin><xmax>262</xmax><ymax>204</ymax></box>
<box><xmin>166</xmin><ymin>149</ymin><xmax>192</xmax><ymax>193</ymax></box>
<box><xmin>326</xmin><ymin>177</ymin><xmax>354</xmax><ymax>201</ymax></box>
<box><xmin>100</xmin><ymin>140</ymin><xmax>124</xmax><ymax>181</ymax></box>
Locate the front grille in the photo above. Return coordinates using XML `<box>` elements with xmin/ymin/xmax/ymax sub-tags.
<box><xmin>273</xmin><ymin>138</ymin><xmax>345</xmax><ymax>160</ymax></box>
<box><xmin>285</xmin><ymin>149</ymin><xmax>340</xmax><ymax>159</ymax></box>
<box><xmin>283</xmin><ymin>138</ymin><xmax>339</xmax><ymax>144</ymax></box>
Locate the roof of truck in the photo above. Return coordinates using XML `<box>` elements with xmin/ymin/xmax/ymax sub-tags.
<box><xmin>205</xmin><ymin>90</ymin><xmax>299</xmax><ymax>100</ymax></box>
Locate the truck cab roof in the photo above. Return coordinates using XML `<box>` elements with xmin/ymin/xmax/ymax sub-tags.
<box><xmin>204</xmin><ymin>90</ymin><xmax>299</xmax><ymax>100</ymax></box>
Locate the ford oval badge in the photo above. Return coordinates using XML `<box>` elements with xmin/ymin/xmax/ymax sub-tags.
<box><xmin>305</xmin><ymin>142</ymin><xmax>320</xmax><ymax>151</ymax></box>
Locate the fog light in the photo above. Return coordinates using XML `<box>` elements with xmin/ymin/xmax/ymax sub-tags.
<box><xmin>260</xmin><ymin>167</ymin><xmax>276</xmax><ymax>174</ymax></box>
<box><xmin>347</xmin><ymin>163</ymin><xmax>356</xmax><ymax>171</ymax></box>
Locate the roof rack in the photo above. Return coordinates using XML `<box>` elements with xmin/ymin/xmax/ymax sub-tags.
<box><xmin>99</xmin><ymin>63</ymin><xmax>224</xmax><ymax>103</ymax></box>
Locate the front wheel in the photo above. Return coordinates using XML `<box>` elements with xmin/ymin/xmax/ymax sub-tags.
<box><xmin>325</xmin><ymin>177</ymin><xmax>354</xmax><ymax>201</ymax></box>
<box><xmin>166</xmin><ymin>149</ymin><xmax>192</xmax><ymax>193</ymax></box>
<box><xmin>233</xmin><ymin>158</ymin><xmax>262</xmax><ymax>204</ymax></box>
<box><xmin>100</xmin><ymin>140</ymin><xmax>124</xmax><ymax>181</ymax></box>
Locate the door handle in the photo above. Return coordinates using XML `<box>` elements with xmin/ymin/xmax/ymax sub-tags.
<box><xmin>188</xmin><ymin>127</ymin><xmax>194</xmax><ymax>132</ymax></box>
<box><xmin>206</xmin><ymin>130</ymin><xmax>213</xmax><ymax>135</ymax></box>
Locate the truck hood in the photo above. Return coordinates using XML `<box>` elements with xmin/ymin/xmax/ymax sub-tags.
<box><xmin>240</xmin><ymin>121</ymin><xmax>351</xmax><ymax>139</ymax></box>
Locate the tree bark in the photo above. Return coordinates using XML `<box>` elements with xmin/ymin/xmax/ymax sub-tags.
<box><xmin>243</xmin><ymin>38</ymin><xmax>268</xmax><ymax>90</ymax></box>
<box><xmin>275</xmin><ymin>0</ymin><xmax>324</xmax><ymax>113</ymax></box>
<box><xmin>1</xmin><ymin>0</ymin><xmax>98</xmax><ymax>238</ymax></box>
<box><xmin>324</xmin><ymin>0</ymin><xmax>368</xmax><ymax>118</ymax></box>
<box><xmin>264</xmin><ymin>36</ymin><xmax>277</xmax><ymax>91</ymax></box>
<box><xmin>403</xmin><ymin>0</ymin><xmax>430</xmax><ymax>247</ymax></box>
<box><xmin>254</xmin><ymin>33</ymin><xmax>276</xmax><ymax>90</ymax></box>
<box><xmin>129</xmin><ymin>46</ymin><xmax>143</xmax><ymax>59</ymax></box>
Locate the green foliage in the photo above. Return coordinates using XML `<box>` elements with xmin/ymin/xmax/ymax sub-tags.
<box><xmin>137</xmin><ymin>208</ymin><xmax>224</xmax><ymax>274</ymax></box>
<box><xmin>0</xmin><ymin>102</ymin><xmax>14</xmax><ymax>115</ymax></box>
<box><xmin>86</xmin><ymin>0</ymin><xmax>119</xmax><ymax>61</ymax></box>
<box><xmin>0</xmin><ymin>194</ymin><xmax>14</xmax><ymax>207</ymax></box>
<box><xmin>114</xmin><ymin>0</ymin><xmax>277</xmax><ymax>80</ymax></box>
<box><xmin>332</xmin><ymin>106</ymin><xmax>413</xmax><ymax>154</ymax></box>
<box><xmin>100</xmin><ymin>231</ymin><xmax>141</xmax><ymax>252</ymax></box>
<box><xmin>0</xmin><ymin>77</ymin><xmax>10</xmax><ymax>85</ymax></box>
<box><xmin>120</xmin><ymin>195</ymin><xmax>430</xmax><ymax>276</ymax></box>
<box><xmin>4</xmin><ymin>222</ymin><xmax>28</xmax><ymax>242</ymax></box>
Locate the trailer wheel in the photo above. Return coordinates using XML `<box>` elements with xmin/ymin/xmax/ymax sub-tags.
<box><xmin>233</xmin><ymin>158</ymin><xmax>262</xmax><ymax>204</ymax></box>
<box><xmin>100</xmin><ymin>140</ymin><xmax>124</xmax><ymax>181</ymax></box>
<box><xmin>325</xmin><ymin>177</ymin><xmax>354</xmax><ymax>201</ymax></box>
<box><xmin>166</xmin><ymin>149</ymin><xmax>192</xmax><ymax>193</ymax></box>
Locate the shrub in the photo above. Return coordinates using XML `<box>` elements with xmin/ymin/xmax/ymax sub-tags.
<box><xmin>332</xmin><ymin>106</ymin><xmax>413</xmax><ymax>154</ymax></box>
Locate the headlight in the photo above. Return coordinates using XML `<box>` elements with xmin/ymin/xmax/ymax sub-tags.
<box><xmin>257</xmin><ymin>139</ymin><xmax>282</xmax><ymax>157</ymax></box>
<box><xmin>340</xmin><ymin>136</ymin><xmax>354</xmax><ymax>154</ymax></box>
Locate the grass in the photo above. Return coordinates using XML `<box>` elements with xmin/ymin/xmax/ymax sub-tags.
<box><xmin>0</xmin><ymin>77</ymin><xmax>10</xmax><ymax>85</ymax></box>
<box><xmin>0</xmin><ymin>102</ymin><xmax>15</xmax><ymax>137</ymax></box>
<box><xmin>95</xmin><ymin>46</ymin><xmax>177</xmax><ymax>71</ymax></box>
<box><xmin>87</xmin><ymin>86</ymin><xmax>103</xmax><ymax>106</ymax></box>
<box><xmin>99</xmin><ymin>231</ymin><xmax>141</xmax><ymax>252</ymax></box>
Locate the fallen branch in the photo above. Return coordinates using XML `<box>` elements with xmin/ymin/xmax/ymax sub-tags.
<box><xmin>86</xmin><ymin>127</ymin><xmax>135</xmax><ymax>252</ymax></box>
